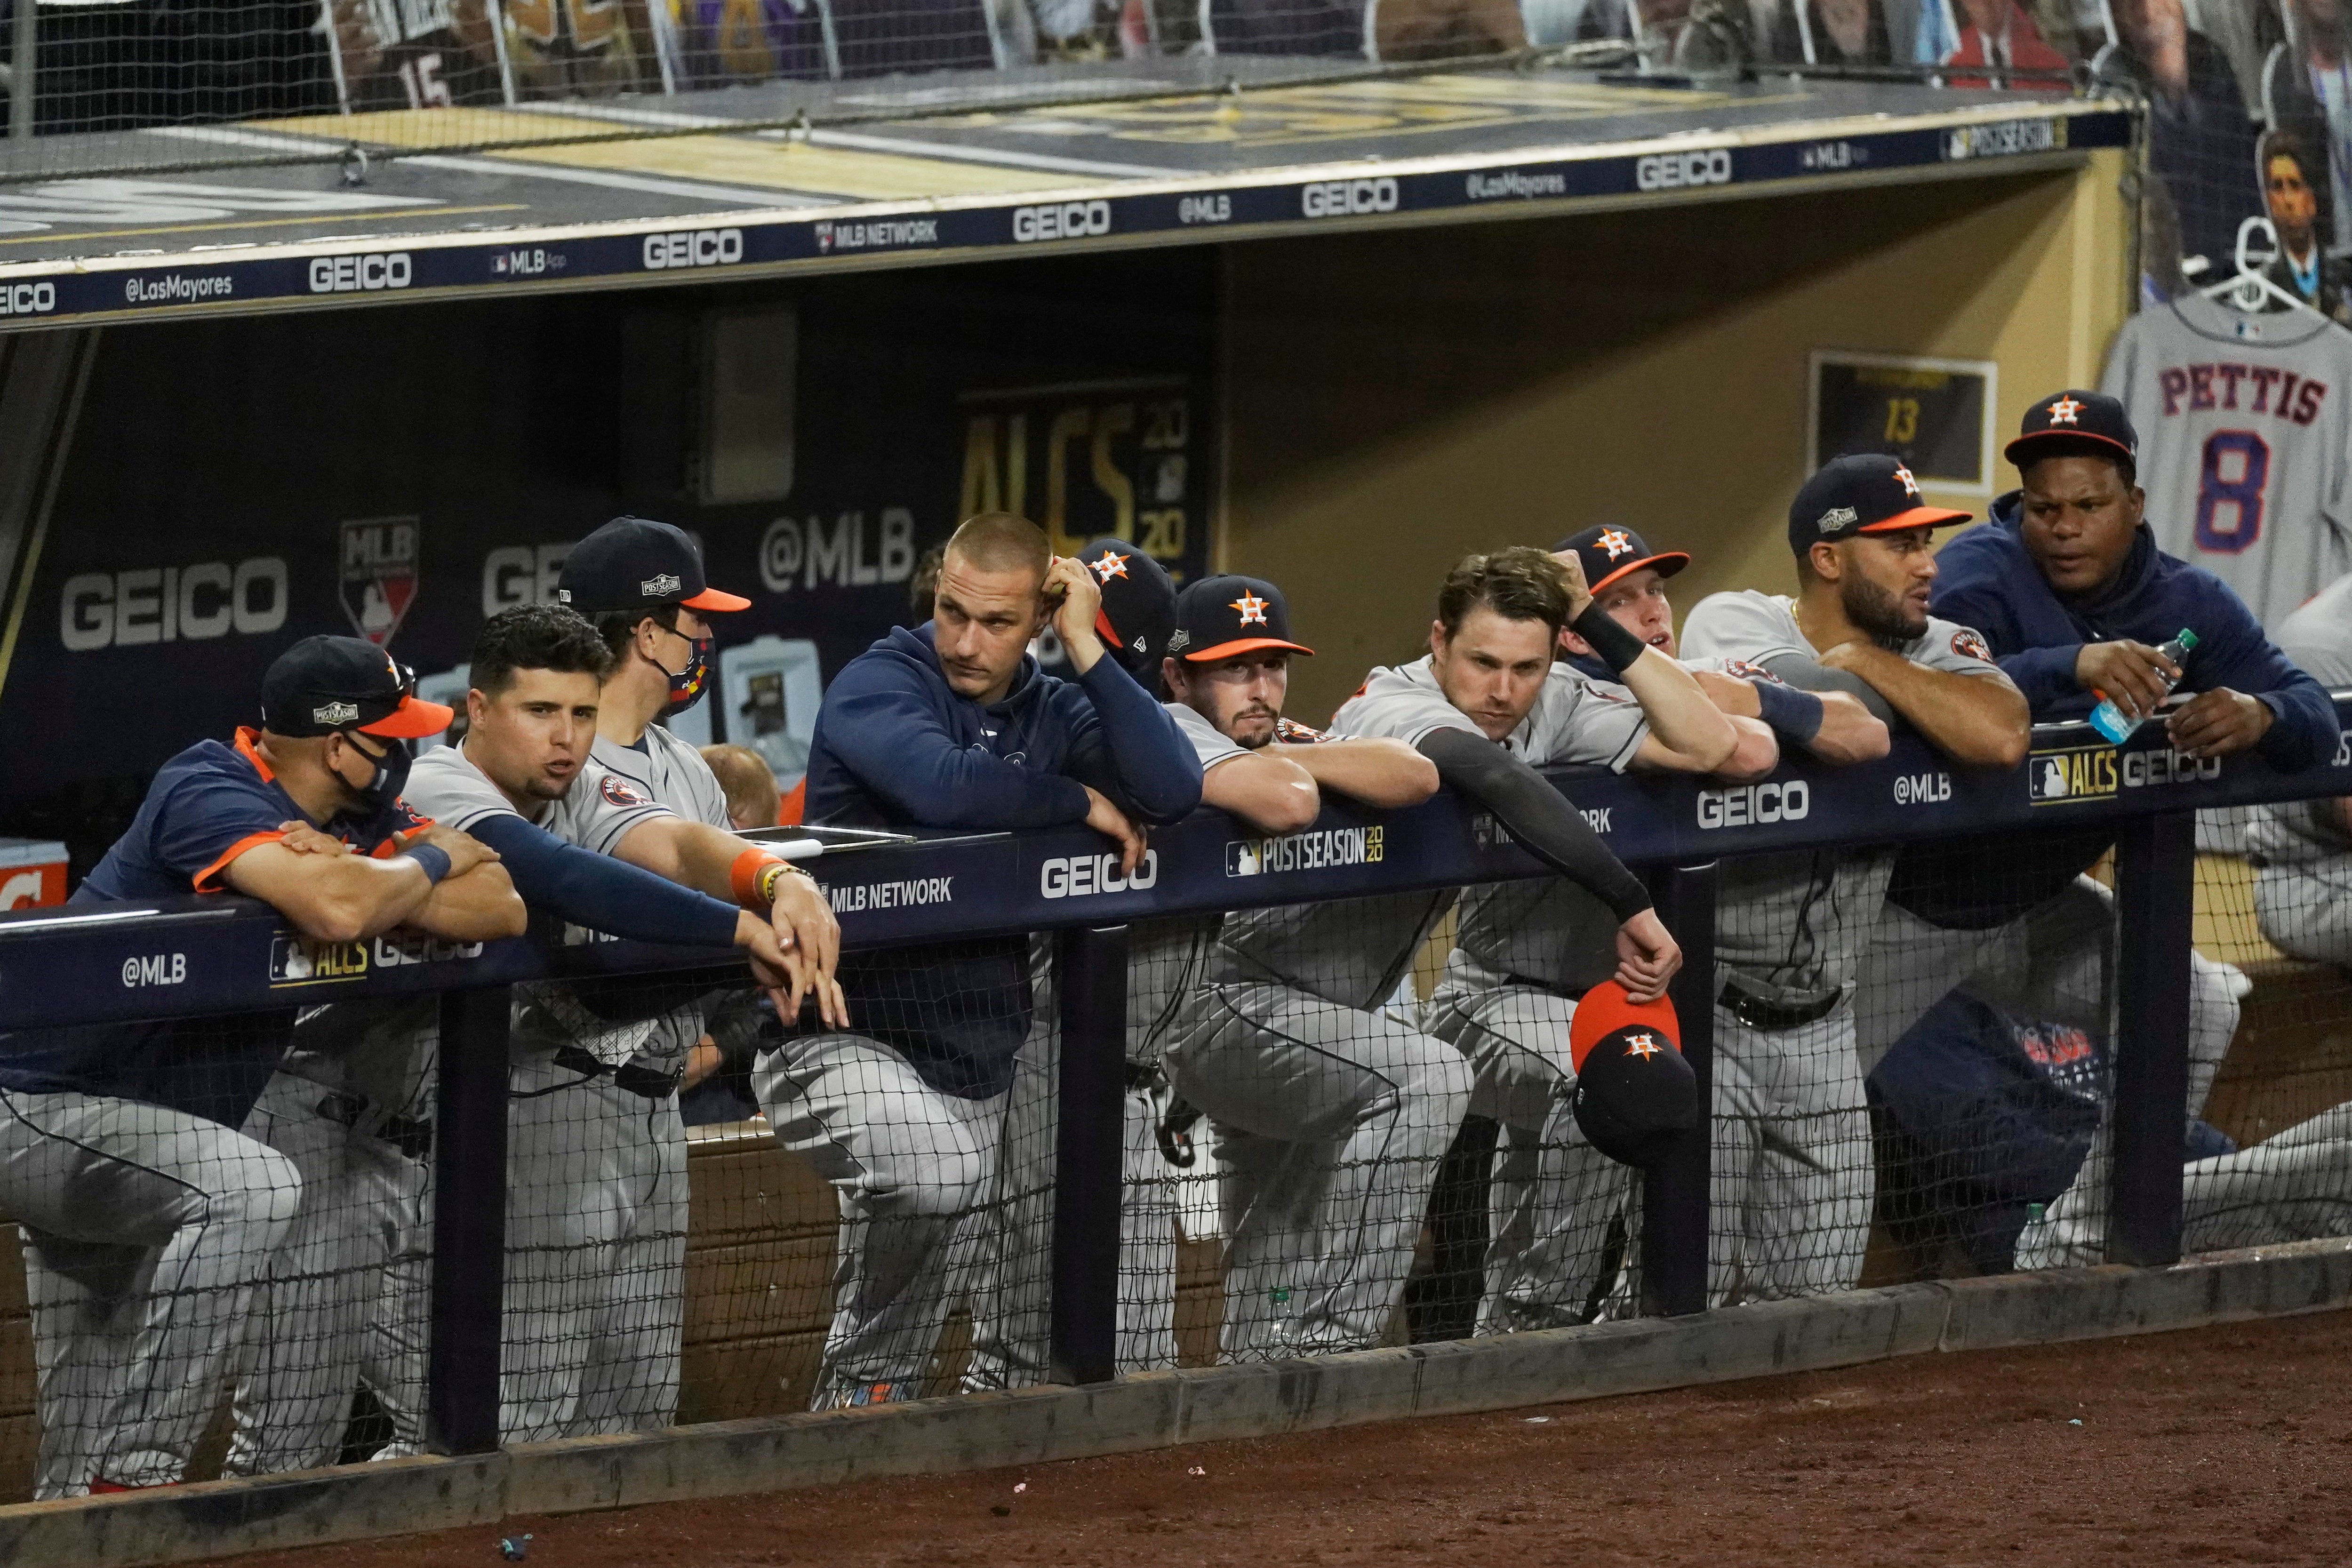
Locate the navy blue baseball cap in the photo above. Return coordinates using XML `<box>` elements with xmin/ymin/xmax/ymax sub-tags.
<box><xmin>262</xmin><ymin>636</ymin><xmax>452</xmax><ymax>739</ymax></box>
<box><xmin>557</xmin><ymin>516</ymin><xmax>749</xmax><ymax>616</ymax></box>
<box><xmin>1552</xmin><ymin>525</ymin><xmax>1690</xmax><ymax>595</ymax></box>
<box><xmin>1788</xmin><ymin>454</ymin><xmax>1970</xmax><ymax>557</ymax></box>
<box><xmin>1076</xmin><ymin>537</ymin><xmax>1177</xmax><ymax>680</ymax></box>
<box><xmin>1568</xmin><ymin>981</ymin><xmax>1697</xmax><ymax>1168</ymax></box>
<box><xmin>2005</xmin><ymin>389</ymin><xmax>2138</xmax><ymax>468</ymax></box>
<box><xmin>1169</xmin><ymin>574</ymin><xmax>1314</xmax><ymax>663</ymax></box>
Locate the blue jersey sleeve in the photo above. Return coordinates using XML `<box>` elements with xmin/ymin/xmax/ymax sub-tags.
<box><xmin>466</xmin><ymin>814</ymin><xmax>743</xmax><ymax>947</ymax></box>
<box><xmin>817</xmin><ymin>655</ymin><xmax>1094</xmax><ymax>829</ymax></box>
<box><xmin>1059</xmin><ymin>657</ymin><xmax>1204</xmax><ymax>826</ymax></box>
<box><xmin>155</xmin><ymin>769</ymin><xmax>301</xmax><ymax>894</ymax></box>
<box><xmin>2193</xmin><ymin>590</ymin><xmax>2340</xmax><ymax>773</ymax></box>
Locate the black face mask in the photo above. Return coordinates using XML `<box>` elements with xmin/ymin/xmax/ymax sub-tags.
<box><xmin>342</xmin><ymin>733</ymin><xmax>413</xmax><ymax>813</ymax></box>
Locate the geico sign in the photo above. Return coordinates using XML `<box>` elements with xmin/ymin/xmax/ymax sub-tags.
<box><xmin>642</xmin><ymin>229</ymin><xmax>744</xmax><ymax>270</ymax></box>
<box><xmin>1039</xmin><ymin>850</ymin><xmax>1160</xmax><ymax>898</ymax></box>
<box><xmin>0</xmin><ymin>281</ymin><xmax>55</xmax><ymax>317</ymax></box>
<box><xmin>1696</xmin><ymin>779</ymin><xmax>1810</xmax><ymax>830</ymax></box>
<box><xmin>1635</xmin><ymin>149</ymin><xmax>1733</xmax><ymax>192</ymax></box>
<box><xmin>308</xmin><ymin>253</ymin><xmax>411</xmax><ymax>293</ymax></box>
<box><xmin>1301</xmin><ymin>178</ymin><xmax>1399</xmax><ymax>218</ymax></box>
<box><xmin>1013</xmin><ymin>200</ymin><xmax>1111</xmax><ymax>243</ymax></box>
<box><xmin>62</xmin><ymin>558</ymin><xmax>288</xmax><ymax>650</ymax></box>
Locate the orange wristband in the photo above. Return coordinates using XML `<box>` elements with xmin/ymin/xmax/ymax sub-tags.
<box><xmin>730</xmin><ymin>849</ymin><xmax>784</xmax><ymax>910</ymax></box>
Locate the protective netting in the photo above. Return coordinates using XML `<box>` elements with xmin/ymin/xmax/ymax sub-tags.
<box><xmin>12</xmin><ymin>786</ymin><xmax>2352</xmax><ymax>1494</ymax></box>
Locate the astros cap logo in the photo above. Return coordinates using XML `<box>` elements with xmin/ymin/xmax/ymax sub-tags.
<box><xmin>1894</xmin><ymin>464</ymin><xmax>1921</xmax><ymax>498</ymax></box>
<box><xmin>1625</xmin><ymin>1031</ymin><xmax>1663</xmax><ymax>1060</ymax></box>
<box><xmin>2047</xmin><ymin>395</ymin><xmax>2084</xmax><ymax>425</ymax></box>
<box><xmin>1597</xmin><ymin>528</ymin><xmax>1634</xmax><ymax>560</ymax></box>
<box><xmin>1089</xmin><ymin>549</ymin><xmax>1129</xmax><ymax>583</ymax></box>
<box><xmin>1230</xmin><ymin>591</ymin><xmax>1270</xmax><ymax>626</ymax></box>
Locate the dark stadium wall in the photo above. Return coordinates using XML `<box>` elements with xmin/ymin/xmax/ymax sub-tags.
<box><xmin>0</xmin><ymin>249</ymin><xmax>1219</xmax><ymax>872</ymax></box>
<box><xmin>1220</xmin><ymin>154</ymin><xmax>2133</xmax><ymax>724</ymax></box>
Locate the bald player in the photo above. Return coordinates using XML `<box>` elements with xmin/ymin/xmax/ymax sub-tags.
<box><xmin>1167</xmin><ymin>545</ymin><xmax>1726</xmax><ymax>1361</ymax></box>
<box><xmin>1428</xmin><ymin>525</ymin><xmax>1888</xmax><ymax>1331</ymax></box>
<box><xmin>1</xmin><ymin>637</ymin><xmax>522</xmax><ymax>1496</ymax></box>
<box><xmin>1677</xmin><ymin>454</ymin><xmax>2028</xmax><ymax>1304</ymax></box>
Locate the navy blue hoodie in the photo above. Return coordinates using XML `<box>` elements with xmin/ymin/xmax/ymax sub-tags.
<box><xmin>1930</xmin><ymin>492</ymin><xmax>2336</xmax><ymax>774</ymax></box>
<box><xmin>806</xmin><ymin>623</ymin><xmax>1201</xmax><ymax>833</ymax></box>
<box><xmin>803</xmin><ymin>624</ymin><xmax>1202</xmax><ymax>1098</ymax></box>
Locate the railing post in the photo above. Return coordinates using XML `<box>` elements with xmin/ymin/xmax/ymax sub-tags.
<box><xmin>1049</xmin><ymin>924</ymin><xmax>1127</xmax><ymax>1385</ymax></box>
<box><xmin>8</xmin><ymin>0</ymin><xmax>31</xmax><ymax>140</ymax></box>
<box><xmin>2108</xmin><ymin>810</ymin><xmax>2194</xmax><ymax>1267</ymax></box>
<box><xmin>1640</xmin><ymin>861</ymin><xmax>1715</xmax><ymax>1316</ymax></box>
<box><xmin>428</xmin><ymin>982</ymin><xmax>511</xmax><ymax>1454</ymax></box>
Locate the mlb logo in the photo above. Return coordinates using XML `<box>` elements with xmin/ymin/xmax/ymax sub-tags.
<box><xmin>340</xmin><ymin>516</ymin><xmax>420</xmax><ymax>648</ymax></box>
<box><xmin>1225</xmin><ymin>841</ymin><xmax>1264</xmax><ymax>877</ymax></box>
<box><xmin>269</xmin><ymin>934</ymin><xmax>316</xmax><ymax>983</ymax></box>
<box><xmin>2028</xmin><ymin>746</ymin><xmax>2118</xmax><ymax>806</ymax></box>
<box><xmin>270</xmin><ymin>934</ymin><xmax>368</xmax><ymax>986</ymax></box>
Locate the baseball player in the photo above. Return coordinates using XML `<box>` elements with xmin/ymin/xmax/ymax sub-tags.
<box><xmin>781</xmin><ymin>512</ymin><xmax>1200</xmax><ymax>1408</ymax></box>
<box><xmin>1167</xmin><ymin>544</ymin><xmax>1716</xmax><ymax>1361</ymax></box>
<box><xmin>0</xmin><ymin>638</ymin><xmax>522</xmax><ymax>1497</ymax></box>
<box><xmin>392</xmin><ymin>602</ymin><xmax>837</xmax><ymax>1448</ymax></box>
<box><xmin>1678</xmin><ymin>454</ymin><xmax>2029</xmax><ymax>1305</ymax></box>
<box><xmin>1427</xmin><ymin>524</ymin><xmax>1889</xmax><ymax>1332</ymax></box>
<box><xmin>2252</xmin><ymin>570</ymin><xmax>2352</xmax><ymax>962</ymax></box>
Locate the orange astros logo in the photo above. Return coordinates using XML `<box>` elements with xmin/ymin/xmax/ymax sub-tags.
<box><xmin>1231</xmin><ymin>592</ymin><xmax>1270</xmax><ymax>626</ymax></box>
<box><xmin>1597</xmin><ymin>528</ymin><xmax>1634</xmax><ymax>559</ymax></box>
<box><xmin>1089</xmin><ymin>550</ymin><xmax>1129</xmax><ymax>583</ymax></box>
<box><xmin>2047</xmin><ymin>395</ymin><xmax>2084</xmax><ymax>425</ymax></box>
<box><xmin>1624</xmin><ymin>1032</ymin><xmax>1663</xmax><ymax>1060</ymax></box>
<box><xmin>1895</xmin><ymin>464</ymin><xmax>1921</xmax><ymax>498</ymax></box>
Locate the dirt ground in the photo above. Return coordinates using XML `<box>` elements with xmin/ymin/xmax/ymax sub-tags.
<box><xmin>203</xmin><ymin>1309</ymin><xmax>2352</xmax><ymax>1568</ymax></box>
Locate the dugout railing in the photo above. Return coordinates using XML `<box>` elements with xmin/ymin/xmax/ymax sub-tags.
<box><xmin>1</xmin><ymin>697</ymin><xmax>2347</xmax><ymax>1477</ymax></box>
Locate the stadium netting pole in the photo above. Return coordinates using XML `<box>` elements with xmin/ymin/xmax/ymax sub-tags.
<box><xmin>431</xmin><ymin>982</ymin><xmax>513</xmax><ymax>1454</ymax></box>
<box><xmin>1051</xmin><ymin>924</ymin><xmax>1127</xmax><ymax>1385</ymax></box>
<box><xmin>2110</xmin><ymin>814</ymin><xmax>2195</xmax><ymax>1268</ymax></box>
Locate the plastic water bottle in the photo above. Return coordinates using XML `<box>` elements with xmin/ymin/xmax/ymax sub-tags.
<box><xmin>2088</xmin><ymin>629</ymin><xmax>2198</xmax><ymax>744</ymax></box>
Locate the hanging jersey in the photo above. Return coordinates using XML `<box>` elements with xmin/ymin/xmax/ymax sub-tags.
<box><xmin>2101</xmin><ymin>292</ymin><xmax>2352</xmax><ymax>631</ymax></box>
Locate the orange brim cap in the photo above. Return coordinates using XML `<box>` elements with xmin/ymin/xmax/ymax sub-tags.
<box><xmin>359</xmin><ymin>694</ymin><xmax>456</xmax><ymax>738</ymax></box>
<box><xmin>1857</xmin><ymin>505</ymin><xmax>1971</xmax><ymax>533</ymax></box>
<box><xmin>1568</xmin><ymin>979</ymin><xmax>1681</xmax><ymax>1073</ymax></box>
<box><xmin>681</xmin><ymin>585</ymin><xmax>751</xmax><ymax>612</ymax></box>
<box><xmin>1183</xmin><ymin>636</ymin><xmax>1315</xmax><ymax>662</ymax></box>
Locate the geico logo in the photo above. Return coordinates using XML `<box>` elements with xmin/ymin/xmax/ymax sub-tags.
<box><xmin>307</xmin><ymin>253</ymin><xmax>411</xmax><ymax>293</ymax></box>
<box><xmin>642</xmin><ymin>228</ymin><xmax>744</xmax><ymax>270</ymax></box>
<box><xmin>482</xmin><ymin>542</ymin><xmax>572</xmax><ymax>616</ymax></box>
<box><xmin>1012</xmin><ymin>200</ymin><xmax>1112</xmax><ymax>243</ymax></box>
<box><xmin>120</xmin><ymin>953</ymin><xmax>186</xmax><ymax>987</ymax></box>
<box><xmin>1696</xmin><ymin>779</ymin><xmax>1810</xmax><ymax>829</ymax></box>
<box><xmin>1301</xmin><ymin>178</ymin><xmax>1399</xmax><ymax>218</ymax></box>
<box><xmin>61</xmin><ymin>558</ymin><xmax>288</xmax><ymax>651</ymax></box>
<box><xmin>1635</xmin><ymin>149</ymin><xmax>1733</xmax><ymax>192</ymax></box>
<box><xmin>372</xmin><ymin>933</ymin><xmax>485</xmax><ymax>967</ymax></box>
<box><xmin>1892</xmin><ymin>771</ymin><xmax>1952</xmax><ymax>805</ymax></box>
<box><xmin>0</xmin><ymin>281</ymin><xmax>55</xmax><ymax>316</ymax></box>
<box><xmin>1039</xmin><ymin>849</ymin><xmax>1160</xmax><ymax>898</ymax></box>
<box><xmin>2122</xmin><ymin>749</ymin><xmax>2222</xmax><ymax>787</ymax></box>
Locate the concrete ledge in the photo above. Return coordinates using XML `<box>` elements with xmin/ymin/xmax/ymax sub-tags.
<box><xmin>9</xmin><ymin>1240</ymin><xmax>2348</xmax><ymax>1568</ymax></box>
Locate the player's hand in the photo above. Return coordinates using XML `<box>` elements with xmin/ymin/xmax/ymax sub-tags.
<box><xmin>681</xmin><ymin>1038</ymin><xmax>722</xmax><ymax>1091</ymax></box>
<box><xmin>736</xmin><ymin>912</ymin><xmax>843</xmax><ymax>1027</ymax></box>
<box><xmin>1043</xmin><ymin>555</ymin><xmax>1107</xmax><ymax>675</ymax></box>
<box><xmin>400</xmin><ymin>823</ymin><xmax>501</xmax><ymax>878</ymax></box>
<box><xmin>2167</xmin><ymin>687</ymin><xmax>2273</xmax><ymax>760</ymax></box>
<box><xmin>276</xmin><ymin>821</ymin><xmax>349</xmax><ymax>857</ymax></box>
<box><xmin>768</xmin><ymin>869</ymin><xmax>844</xmax><ymax>1020</ymax></box>
<box><xmin>1612</xmin><ymin>909</ymin><xmax>1681</xmax><ymax>1004</ymax></box>
<box><xmin>1554</xmin><ymin>548</ymin><xmax>1594</xmax><ymax>620</ymax></box>
<box><xmin>1082</xmin><ymin>785</ymin><xmax>1146</xmax><ymax>876</ymax></box>
<box><xmin>2076</xmin><ymin>640</ymin><xmax>2179</xmax><ymax>722</ymax></box>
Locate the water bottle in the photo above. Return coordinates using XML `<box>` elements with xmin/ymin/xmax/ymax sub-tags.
<box><xmin>2088</xmin><ymin>629</ymin><xmax>2198</xmax><ymax>744</ymax></box>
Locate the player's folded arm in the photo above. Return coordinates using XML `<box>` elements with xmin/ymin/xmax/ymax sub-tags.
<box><xmin>1200</xmin><ymin>750</ymin><xmax>1321</xmax><ymax>836</ymax></box>
<box><xmin>1064</xmin><ymin>658</ymin><xmax>1204</xmax><ymax>824</ymax></box>
<box><xmin>217</xmin><ymin>838</ymin><xmax>440</xmax><ymax>946</ymax></box>
<box><xmin>463</xmin><ymin>813</ymin><xmax>741</xmax><ymax>947</ymax></box>
<box><xmin>1278</xmin><ymin>736</ymin><xmax>1440</xmax><ymax>809</ymax></box>
<box><xmin>410</xmin><ymin>857</ymin><xmax>528</xmax><ymax>942</ymax></box>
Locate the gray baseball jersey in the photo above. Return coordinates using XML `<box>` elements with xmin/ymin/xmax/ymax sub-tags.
<box><xmin>592</xmin><ymin>722</ymin><xmax>731</xmax><ymax>831</ymax></box>
<box><xmin>2102</xmin><ymin>291</ymin><xmax>2352</xmax><ymax>631</ymax></box>
<box><xmin>1127</xmin><ymin>703</ymin><xmax>1250</xmax><ymax>1062</ymax></box>
<box><xmin>2251</xmin><ymin>571</ymin><xmax>2352</xmax><ymax>864</ymax></box>
<box><xmin>1454</xmin><ymin>657</ymin><xmax>1761</xmax><ymax>993</ymax></box>
<box><xmin>1217</xmin><ymin>657</ymin><xmax>1651</xmax><ymax>1012</ymax></box>
<box><xmin>1680</xmin><ymin>591</ymin><xmax>2018</xmax><ymax>1001</ymax></box>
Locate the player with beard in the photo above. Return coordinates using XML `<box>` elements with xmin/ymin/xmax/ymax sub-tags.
<box><xmin>1678</xmin><ymin>454</ymin><xmax>2028</xmax><ymax>1305</ymax></box>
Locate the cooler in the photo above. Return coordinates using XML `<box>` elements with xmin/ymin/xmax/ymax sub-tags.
<box><xmin>0</xmin><ymin>839</ymin><xmax>68</xmax><ymax>911</ymax></box>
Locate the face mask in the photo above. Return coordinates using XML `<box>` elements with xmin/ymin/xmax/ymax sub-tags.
<box><xmin>662</xmin><ymin>632</ymin><xmax>715</xmax><ymax>714</ymax></box>
<box><xmin>343</xmin><ymin>734</ymin><xmax>412</xmax><ymax>812</ymax></box>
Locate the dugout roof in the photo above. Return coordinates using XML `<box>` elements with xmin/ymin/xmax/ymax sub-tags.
<box><xmin>0</xmin><ymin>70</ymin><xmax>2128</xmax><ymax>331</ymax></box>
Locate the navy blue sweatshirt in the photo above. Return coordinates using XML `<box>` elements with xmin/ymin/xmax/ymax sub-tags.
<box><xmin>804</xmin><ymin>625</ymin><xmax>1203</xmax><ymax>1099</ymax></box>
<box><xmin>1931</xmin><ymin>494</ymin><xmax>2336</xmax><ymax>774</ymax></box>
<box><xmin>806</xmin><ymin>623</ymin><xmax>1202</xmax><ymax>830</ymax></box>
